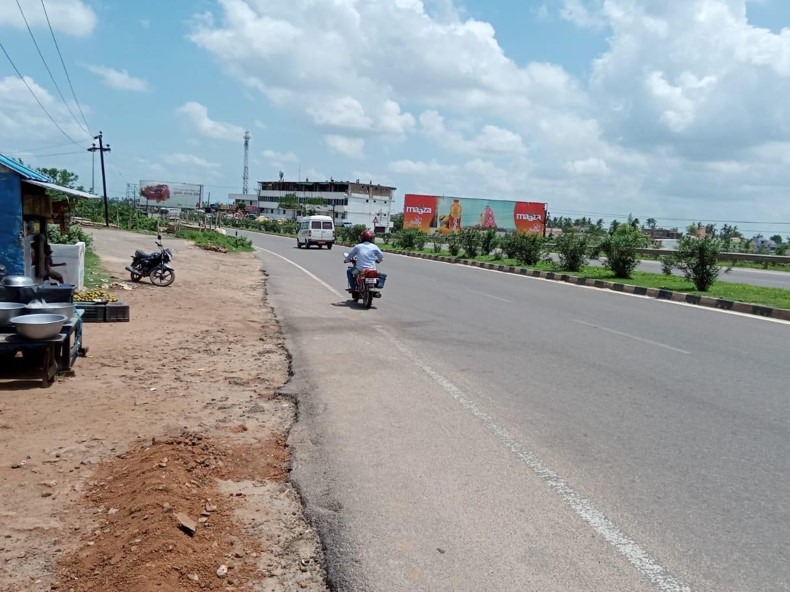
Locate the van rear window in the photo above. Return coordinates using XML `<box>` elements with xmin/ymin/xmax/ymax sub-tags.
<box><xmin>311</xmin><ymin>221</ymin><xmax>322</xmax><ymax>229</ymax></box>
<box><xmin>322</xmin><ymin>222</ymin><xmax>333</xmax><ymax>229</ymax></box>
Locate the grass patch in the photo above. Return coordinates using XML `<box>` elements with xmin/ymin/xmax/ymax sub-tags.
<box><xmin>84</xmin><ymin>249</ymin><xmax>112</xmax><ymax>288</ymax></box>
<box><xmin>175</xmin><ymin>228</ymin><xmax>253</xmax><ymax>252</ymax></box>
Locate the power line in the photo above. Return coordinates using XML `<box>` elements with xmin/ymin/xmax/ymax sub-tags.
<box><xmin>15</xmin><ymin>0</ymin><xmax>90</xmax><ymax>138</ymax></box>
<box><xmin>0</xmin><ymin>40</ymin><xmax>85</xmax><ymax>147</ymax></box>
<box><xmin>40</xmin><ymin>0</ymin><xmax>91</xmax><ymax>134</ymax></box>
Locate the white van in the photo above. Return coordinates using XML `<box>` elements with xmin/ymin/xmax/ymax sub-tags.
<box><xmin>297</xmin><ymin>215</ymin><xmax>335</xmax><ymax>249</ymax></box>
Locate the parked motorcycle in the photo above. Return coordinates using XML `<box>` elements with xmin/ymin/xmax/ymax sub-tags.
<box><xmin>125</xmin><ymin>235</ymin><xmax>175</xmax><ymax>286</ymax></box>
<box><xmin>344</xmin><ymin>253</ymin><xmax>384</xmax><ymax>308</ymax></box>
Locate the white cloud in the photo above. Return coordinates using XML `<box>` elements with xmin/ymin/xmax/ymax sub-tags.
<box><xmin>86</xmin><ymin>65</ymin><xmax>149</xmax><ymax>92</ymax></box>
<box><xmin>0</xmin><ymin>75</ymin><xmax>90</xmax><ymax>144</ymax></box>
<box><xmin>177</xmin><ymin>102</ymin><xmax>245</xmax><ymax>141</ymax></box>
<box><xmin>162</xmin><ymin>153</ymin><xmax>222</xmax><ymax>178</ymax></box>
<box><xmin>419</xmin><ymin>111</ymin><xmax>526</xmax><ymax>155</ymax></box>
<box><xmin>308</xmin><ymin>97</ymin><xmax>373</xmax><ymax>130</ymax></box>
<box><xmin>389</xmin><ymin>159</ymin><xmax>458</xmax><ymax>175</ymax></box>
<box><xmin>324</xmin><ymin>135</ymin><xmax>365</xmax><ymax>159</ymax></box>
<box><xmin>263</xmin><ymin>149</ymin><xmax>298</xmax><ymax>166</ymax></box>
<box><xmin>564</xmin><ymin>157</ymin><xmax>611</xmax><ymax>175</ymax></box>
<box><xmin>140</xmin><ymin>19</ymin><xmax>150</xmax><ymax>28</ymax></box>
<box><xmin>0</xmin><ymin>0</ymin><xmax>96</xmax><ymax>36</ymax></box>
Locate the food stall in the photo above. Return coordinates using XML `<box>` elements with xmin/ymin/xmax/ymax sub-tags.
<box><xmin>0</xmin><ymin>154</ymin><xmax>99</xmax><ymax>386</ymax></box>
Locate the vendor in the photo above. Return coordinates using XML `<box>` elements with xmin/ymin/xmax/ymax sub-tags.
<box><xmin>31</xmin><ymin>234</ymin><xmax>65</xmax><ymax>283</ymax></box>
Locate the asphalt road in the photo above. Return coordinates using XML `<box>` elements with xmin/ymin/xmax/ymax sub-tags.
<box><xmin>236</xmin><ymin>230</ymin><xmax>788</xmax><ymax>592</ymax></box>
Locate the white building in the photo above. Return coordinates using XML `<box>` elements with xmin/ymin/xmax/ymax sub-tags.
<box><xmin>255</xmin><ymin>180</ymin><xmax>396</xmax><ymax>232</ymax></box>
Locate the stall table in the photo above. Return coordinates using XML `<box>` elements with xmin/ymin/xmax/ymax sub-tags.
<box><xmin>0</xmin><ymin>310</ymin><xmax>87</xmax><ymax>387</ymax></box>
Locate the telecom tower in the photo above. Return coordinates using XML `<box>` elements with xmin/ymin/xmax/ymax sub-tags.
<box><xmin>242</xmin><ymin>130</ymin><xmax>251</xmax><ymax>194</ymax></box>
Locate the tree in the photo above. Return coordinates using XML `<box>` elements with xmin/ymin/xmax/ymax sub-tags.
<box><xmin>609</xmin><ymin>219</ymin><xmax>621</xmax><ymax>234</ymax></box>
<box><xmin>770</xmin><ymin>234</ymin><xmax>783</xmax><ymax>245</ymax></box>
<box><xmin>705</xmin><ymin>223</ymin><xmax>717</xmax><ymax>238</ymax></box>
<box><xmin>36</xmin><ymin>167</ymin><xmax>85</xmax><ymax>203</ymax></box>
<box><xmin>645</xmin><ymin>217</ymin><xmax>657</xmax><ymax>231</ymax></box>
<box><xmin>391</xmin><ymin>212</ymin><xmax>404</xmax><ymax>232</ymax></box>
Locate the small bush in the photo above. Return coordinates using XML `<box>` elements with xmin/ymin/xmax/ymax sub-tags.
<box><xmin>670</xmin><ymin>237</ymin><xmax>722</xmax><ymax>291</ymax></box>
<box><xmin>447</xmin><ymin>233</ymin><xmax>461</xmax><ymax>257</ymax></box>
<box><xmin>499</xmin><ymin>232</ymin><xmax>545</xmax><ymax>265</ymax></box>
<box><xmin>480</xmin><ymin>228</ymin><xmax>498</xmax><ymax>256</ymax></box>
<box><xmin>48</xmin><ymin>224</ymin><xmax>94</xmax><ymax>250</ymax></box>
<box><xmin>394</xmin><ymin>228</ymin><xmax>428</xmax><ymax>251</ymax></box>
<box><xmin>175</xmin><ymin>228</ymin><xmax>253</xmax><ymax>252</ymax></box>
<box><xmin>600</xmin><ymin>226</ymin><xmax>647</xmax><ymax>278</ymax></box>
<box><xmin>555</xmin><ymin>231</ymin><xmax>589</xmax><ymax>272</ymax></box>
<box><xmin>430</xmin><ymin>233</ymin><xmax>446</xmax><ymax>254</ymax></box>
<box><xmin>458</xmin><ymin>227</ymin><xmax>482</xmax><ymax>258</ymax></box>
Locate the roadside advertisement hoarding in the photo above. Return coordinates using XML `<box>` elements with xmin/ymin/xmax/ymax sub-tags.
<box><xmin>139</xmin><ymin>181</ymin><xmax>202</xmax><ymax>209</ymax></box>
<box><xmin>403</xmin><ymin>194</ymin><xmax>545</xmax><ymax>234</ymax></box>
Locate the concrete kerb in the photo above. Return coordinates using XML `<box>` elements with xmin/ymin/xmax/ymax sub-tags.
<box><xmin>369</xmin><ymin>247</ymin><xmax>790</xmax><ymax>322</ymax></box>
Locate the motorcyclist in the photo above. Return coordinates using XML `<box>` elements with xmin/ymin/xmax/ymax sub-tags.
<box><xmin>345</xmin><ymin>229</ymin><xmax>387</xmax><ymax>290</ymax></box>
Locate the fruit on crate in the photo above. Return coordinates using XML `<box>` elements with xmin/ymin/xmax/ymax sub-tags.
<box><xmin>74</xmin><ymin>289</ymin><xmax>118</xmax><ymax>302</ymax></box>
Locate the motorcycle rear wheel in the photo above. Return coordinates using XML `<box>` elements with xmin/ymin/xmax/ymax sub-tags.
<box><xmin>363</xmin><ymin>292</ymin><xmax>374</xmax><ymax>309</ymax></box>
<box><xmin>150</xmin><ymin>267</ymin><xmax>175</xmax><ymax>287</ymax></box>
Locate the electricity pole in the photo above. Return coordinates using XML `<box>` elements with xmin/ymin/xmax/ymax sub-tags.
<box><xmin>92</xmin><ymin>131</ymin><xmax>111</xmax><ymax>227</ymax></box>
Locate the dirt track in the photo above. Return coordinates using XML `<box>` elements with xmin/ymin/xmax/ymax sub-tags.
<box><xmin>0</xmin><ymin>227</ymin><xmax>328</xmax><ymax>591</ymax></box>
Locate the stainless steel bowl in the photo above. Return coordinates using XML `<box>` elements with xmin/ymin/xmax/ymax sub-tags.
<box><xmin>2</xmin><ymin>275</ymin><xmax>37</xmax><ymax>288</ymax></box>
<box><xmin>9</xmin><ymin>314</ymin><xmax>67</xmax><ymax>340</ymax></box>
<box><xmin>25</xmin><ymin>302</ymin><xmax>74</xmax><ymax>319</ymax></box>
<box><xmin>0</xmin><ymin>302</ymin><xmax>26</xmax><ymax>326</ymax></box>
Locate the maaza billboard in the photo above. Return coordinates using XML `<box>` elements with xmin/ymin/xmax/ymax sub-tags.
<box><xmin>403</xmin><ymin>194</ymin><xmax>545</xmax><ymax>234</ymax></box>
<box><xmin>139</xmin><ymin>181</ymin><xmax>203</xmax><ymax>209</ymax></box>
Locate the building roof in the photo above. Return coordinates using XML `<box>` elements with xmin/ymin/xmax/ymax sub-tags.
<box><xmin>0</xmin><ymin>153</ymin><xmax>53</xmax><ymax>182</ymax></box>
<box><xmin>0</xmin><ymin>152</ymin><xmax>100</xmax><ymax>199</ymax></box>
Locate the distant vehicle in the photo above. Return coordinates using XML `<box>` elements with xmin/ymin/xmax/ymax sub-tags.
<box><xmin>297</xmin><ymin>215</ymin><xmax>335</xmax><ymax>249</ymax></box>
<box><xmin>158</xmin><ymin>207</ymin><xmax>180</xmax><ymax>220</ymax></box>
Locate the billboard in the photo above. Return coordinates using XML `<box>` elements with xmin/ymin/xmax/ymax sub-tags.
<box><xmin>403</xmin><ymin>194</ymin><xmax>545</xmax><ymax>234</ymax></box>
<box><xmin>139</xmin><ymin>181</ymin><xmax>203</xmax><ymax>209</ymax></box>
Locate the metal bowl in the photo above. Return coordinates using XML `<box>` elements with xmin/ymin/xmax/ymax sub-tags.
<box><xmin>25</xmin><ymin>302</ymin><xmax>74</xmax><ymax>319</ymax></box>
<box><xmin>0</xmin><ymin>302</ymin><xmax>26</xmax><ymax>326</ymax></box>
<box><xmin>2</xmin><ymin>275</ymin><xmax>37</xmax><ymax>288</ymax></box>
<box><xmin>9</xmin><ymin>314</ymin><xmax>68</xmax><ymax>340</ymax></box>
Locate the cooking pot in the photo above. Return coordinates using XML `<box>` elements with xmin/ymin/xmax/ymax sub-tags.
<box><xmin>2</xmin><ymin>275</ymin><xmax>37</xmax><ymax>288</ymax></box>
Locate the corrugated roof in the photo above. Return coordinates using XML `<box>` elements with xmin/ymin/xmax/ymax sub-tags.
<box><xmin>0</xmin><ymin>153</ymin><xmax>53</xmax><ymax>182</ymax></box>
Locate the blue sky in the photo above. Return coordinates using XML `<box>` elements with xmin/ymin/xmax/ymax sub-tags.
<box><xmin>2</xmin><ymin>0</ymin><xmax>790</xmax><ymax>236</ymax></box>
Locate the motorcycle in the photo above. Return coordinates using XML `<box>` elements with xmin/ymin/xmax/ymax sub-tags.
<box><xmin>344</xmin><ymin>253</ymin><xmax>384</xmax><ymax>308</ymax></box>
<box><xmin>125</xmin><ymin>234</ymin><xmax>175</xmax><ymax>286</ymax></box>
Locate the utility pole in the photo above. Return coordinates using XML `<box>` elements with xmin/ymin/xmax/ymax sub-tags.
<box><xmin>87</xmin><ymin>143</ymin><xmax>97</xmax><ymax>193</ymax></box>
<box><xmin>242</xmin><ymin>130</ymin><xmax>250</xmax><ymax>194</ymax></box>
<box><xmin>92</xmin><ymin>131</ymin><xmax>111</xmax><ymax>226</ymax></box>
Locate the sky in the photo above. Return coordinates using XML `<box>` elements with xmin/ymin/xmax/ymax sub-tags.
<box><xmin>1</xmin><ymin>0</ymin><xmax>790</xmax><ymax>236</ymax></box>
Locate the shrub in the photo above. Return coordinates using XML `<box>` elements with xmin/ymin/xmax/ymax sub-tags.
<box><xmin>480</xmin><ymin>228</ymin><xmax>498</xmax><ymax>256</ymax></box>
<box><xmin>430</xmin><ymin>233</ymin><xmax>446</xmax><ymax>254</ymax></box>
<box><xmin>395</xmin><ymin>228</ymin><xmax>428</xmax><ymax>251</ymax></box>
<box><xmin>447</xmin><ymin>233</ymin><xmax>461</xmax><ymax>257</ymax></box>
<box><xmin>555</xmin><ymin>231</ymin><xmax>589</xmax><ymax>272</ymax></box>
<box><xmin>600</xmin><ymin>225</ymin><xmax>647</xmax><ymax>278</ymax></box>
<box><xmin>500</xmin><ymin>232</ymin><xmax>545</xmax><ymax>265</ymax></box>
<box><xmin>458</xmin><ymin>227</ymin><xmax>482</xmax><ymax>258</ymax></box>
<box><xmin>669</xmin><ymin>237</ymin><xmax>722</xmax><ymax>291</ymax></box>
<box><xmin>48</xmin><ymin>224</ymin><xmax>94</xmax><ymax>250</ymax></box>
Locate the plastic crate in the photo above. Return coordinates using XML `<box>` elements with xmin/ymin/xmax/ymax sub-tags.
<box><xmin>105</xmin><ymin>302</ymin><xmax>130</xmax><ymax>322</ymax></box>
<box><xmin>75</xmin><ymin>302</ymin><xmax>105</xmax><ymax>322</ymax></box>
<box><xmin>36</xmin><ymin>283</ymin><xmax>75</xmax><ymax>303</ymax></box>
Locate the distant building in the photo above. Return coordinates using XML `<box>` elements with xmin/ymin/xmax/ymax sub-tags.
<box><xmin>255</xmin><ymin>180</ymin><xmax>396</xmax><ymax>232</ymax></box>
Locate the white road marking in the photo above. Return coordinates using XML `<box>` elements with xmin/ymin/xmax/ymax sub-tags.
<box><xmin>466</xmin><ymin>288</ymin><xmax>511</xmax><ymax>303</ymax></box>
<box><xmin>376</xmin><ymin>327</ymin><xmax>692</xmax><ymax>592</ymax></box>
<box><xmin>256</xmin><ymin>247</ymin><xmax>344</xmax><ymax>298</ymax></box>
<box><xmin>573</xmin><ymin>320</ymin><xmax>691</xmax><ymax>354</ymax></box>
<box><xmin>257</xmin><ymin>246</ymin><xmax>693</xmax><ymax>592</ymax></box>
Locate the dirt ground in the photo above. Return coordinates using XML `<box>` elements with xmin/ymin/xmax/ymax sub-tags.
<box><xmin>0</xmin><ymin>228</ymin><xmax>329</xmax><ymax>592</ymax></box>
